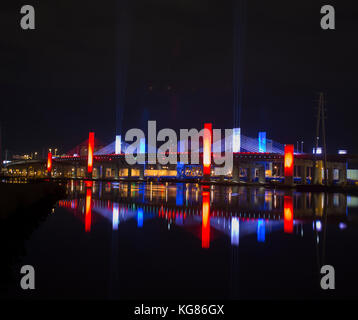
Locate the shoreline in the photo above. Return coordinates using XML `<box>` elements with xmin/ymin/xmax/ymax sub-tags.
<box><xmin>2</xmin><ymin>175</ymin><xmax>358</xmax><ymax>196</ymax></box>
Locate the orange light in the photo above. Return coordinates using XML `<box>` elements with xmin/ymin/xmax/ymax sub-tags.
<box><xmin>203</xmin><ymin>123</ymin><xmax>212</xmax><ymax>176</ymax></box>
<box><xmin>202</xmin><ymin>191</ymin><xmax>210</xmax><ymax>248</ymax></box>
<box><xmin>47</xmin><ymin>152</ymin><xmax>52</xmax><ymax>173</ymax></box>
<box><xmin>85</xmin><ymin>187</ymin><xmax>92</xmax><ymax>232</ymax></box>
<box><xmin>284</xmin><ymin>145</ymin><xmax>294</xmax><ymax>177</ymax></box>
<box><xmin>284</xmin><ymin>195</ymin><xmax>293</xmax><ymax>234</ymax></box>
<box><xmin>87</xmin><ymin>132</ymin><xmax>94</xmax><ymax>174</ymax></box>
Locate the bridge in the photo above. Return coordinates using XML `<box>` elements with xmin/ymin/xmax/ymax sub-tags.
<box><xmin>3</xmin><ymin>126</ymin><xmax>356</xmax><ymax>186</ymax></box>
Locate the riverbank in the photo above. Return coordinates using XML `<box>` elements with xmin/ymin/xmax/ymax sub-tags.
<box><xmin>0</xmin><ymin>182</ymin><xmax>66</xmax><ymax>220</ymax></box>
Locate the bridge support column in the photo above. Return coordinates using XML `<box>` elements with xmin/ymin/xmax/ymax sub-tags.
<box><xmin>232</xmin><ymin>159</ymin><xmax>240</xmax><ymax>182</ymax></box>
<box><xmin>139</xmin><ymin>165</ymin><xmax>145</xmax><ymax>180</ymax></box>
<box><xmin>284</xmin><ymin>175</ymin><xmax>294</xmax><ymax>186</ymax></box>
<box><xmin>327</xmin><ymin>167</ymin><xmax>334</xmax><ymax>186</ymax></box>
<box><xmin>258</xmin><ymin>166</ymin><xmax>265</xmax><ymax>184</ymax></box>
<box><xmin>247</xmin><ymin>167</ymin><xmax>253</xmax><ymax>183</ymax></box>
<box><xmin>99</xmin><ymin>166</ymin><xmax>104</xmax><ymax>179</ymax></box>
<box><xmin>338</xmin><ymin>166</ymin><xmax>347</xmax><ymax>185</ymax></box>
<box><xmin>127</xmin><ymin>167</ymin><xmax>132</xmax><ymax>179</ymax></box>
<box><xmin>300</xmin><ymin>165</ymin><xmax>307</xmax><ymax>185</ymax></box>
<box><xmin>114</xmin><ymin>166</ymin><xmax>119</xmax><ymax>180</ymax></box>
<box><xmin>313</xmin><ymin>161</ymin><xmax>323</xmax><ymax>185</ymax></box>
<box><xmin>267</xmin><ymin>162</ymin><xmax>273</xmax><ymax>177</ymax></box>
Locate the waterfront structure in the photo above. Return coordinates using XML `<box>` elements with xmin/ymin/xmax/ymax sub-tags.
<box><xmin>3</xmin><ymin>128</ymin><xmax>353</xmax><ymax>186</ymax></box>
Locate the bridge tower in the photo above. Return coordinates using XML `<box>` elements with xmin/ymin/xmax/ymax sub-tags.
<box><xmin>232</xmin><ymin>0</ymin><xmax>246</xmax><ymax>152</ymax></box>
<box><xmin>115</xmin><ymin>0</ymin><xmax>131</xmax><ymax>154</ymax></box>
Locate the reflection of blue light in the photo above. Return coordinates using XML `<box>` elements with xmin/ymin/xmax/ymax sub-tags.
<box><xmin>231</xmin><ymin>218</ymin><xmax>240</xmax><ymax>246</ymax></box>
<box><xmin>257</xmin><ymin>219</ymin><xmax>265</xmax><ymax>242</ymax></box>
<box><xmin>175</xmin><ymin>215</ymin><xmax>184</xmax><ymax>226</ymax></box>
<box><xmin>176</xmin><ymin>184</ymin><xmax>184</xmax><ymax>206</ymax></box>
<box><xmin>112</xmin><ymin>203</ymin><xmax>119</xmax><ymax>230</ymax></box>
<box><xmin>316</xmin><ymin>221</ymin><xmax>322</xmax><ymax>232</ymax></box>
<box><xmin>339</xmin><ymin>223</ymin><xmax>347</xmax><ymax>230</ymax></box>
<box><xmin>258</xmin><ymin>132</ymin><xmax>267</xmax><ymax>153</ymax></box>
<box><xmin>137</xmin><ymin>209</ymin><xmax>143</xmax><ymax>228</ymax></box>
<box><xmin>233</xmin><ymin>128</ymin><xmax>241</xmax><ymax>153</ymax></box>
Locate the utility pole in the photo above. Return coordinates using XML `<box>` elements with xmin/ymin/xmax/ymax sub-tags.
<box><xmin>320</xmin><ymin>94</ymin><xmax>328</xmax><ymax>186</ymax></box>
<box><xmin>314</xmin><ymin>93</ymin><xmax>328</xmax><ymax>186</ymax></box>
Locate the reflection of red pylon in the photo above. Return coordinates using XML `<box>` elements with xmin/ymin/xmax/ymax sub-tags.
<box><xmin>284</xmin><ymin>196</ymin><xmax>293</xmax><ymax>234</ymax></box>
<box><xmin>202</xmin><ymin>191</ymin><xmax>210</xmax><ymax>249</ymax></box>
<box><xmin>85</xmin><ymin>188</ymin><xmax>92</xmax><ymax>232</ymax></box>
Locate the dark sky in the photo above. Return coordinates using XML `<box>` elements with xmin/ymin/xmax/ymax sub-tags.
<box><xmin>1</xmin><ymin>0</ymin><xmax>358</xmax><ymax>155</ymax></box>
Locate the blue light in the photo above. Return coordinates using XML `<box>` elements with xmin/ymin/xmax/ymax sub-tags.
<box><xmin>233</xmin><ymin>128</ymin><xmax>241</xmax><ymax>153</ymax></box>
<box><xmin>257</xmin><ymin>219</ymin><xmax>265</xmax><ymax>242</ymax></box>
<box><xmin>115</xmin><ymin>135</ymin><xmax>121</xmax><ymax>154</ymax></box>
<box><xmin>231</xmin><ymin>218</ymin><xmax>240</xmax><ymax>246</ymax></box>
<box><xmin>137</xmin><ymin>209</ymin><xmax>143</xmax><ymax>228</ymax></box>
<box><xmin>177</xmin><ymin>163</ymin><xmax>184</xmax><ymax>178</ymax></box>
<box><xmin>139</xmin><ymin>138</ymin><xmax>145</xmax><ymax>154</ymax></box>
<box><xmin>258</xmin><ymin>132</ymin><xmax>267</xmax><ymax>153</ymax></box>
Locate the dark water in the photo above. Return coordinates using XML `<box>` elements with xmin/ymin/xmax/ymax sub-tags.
<box><xmin>2</xmin><ymin>180</ymin><xmax>358</xmax><ymax>299</ymax></box>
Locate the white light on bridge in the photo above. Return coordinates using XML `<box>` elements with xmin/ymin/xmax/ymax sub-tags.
<box><xmin>115</xmin><ymin>135</ymin><xmax>122</xmax><ymax>154</ymax></box>
<box><xmin>233</xmin><ymin>128</ymin><xmax>241</xmax><ymax>153</ymax></box>
<box><xmin>313</xmin><ymin>147</ymin><xmax>322</xmax><ymax>155</ymax></box>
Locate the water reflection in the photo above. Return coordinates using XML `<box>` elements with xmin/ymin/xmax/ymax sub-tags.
<box><xmin>58</xmin><ymin>180</ymin><xmax>353</xmax><ymax>250</ymax></box>
<box><xmin>201</xmin><ymin>191</ymin><xmax>210</xmax><ymax>249</ymax></box>
<box><xmin>85</xmin><ymin>187</ymin><xmax>92</xmax><ymax>233</ymax></box>
<box><xmin>1</xmin><ymin>179</ymin><xmax>357</xmax><ymax>299</ymax></box>
<box><xmin>284</xmin><ymin>196</ymin><xmax>293</xmax><ymax>234</ymax></box>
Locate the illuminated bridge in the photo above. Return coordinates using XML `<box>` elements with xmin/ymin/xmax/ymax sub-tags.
<box><xmin>3</xmin><ymin>127</ymin><xmax>355</xmax><ymax>186</ymax></box>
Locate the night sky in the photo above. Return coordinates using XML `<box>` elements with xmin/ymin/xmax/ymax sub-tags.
<box><xmin>1</xmin><ymin>0</ymin><xmax>358</xmax><ymax>155</ymax></box>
